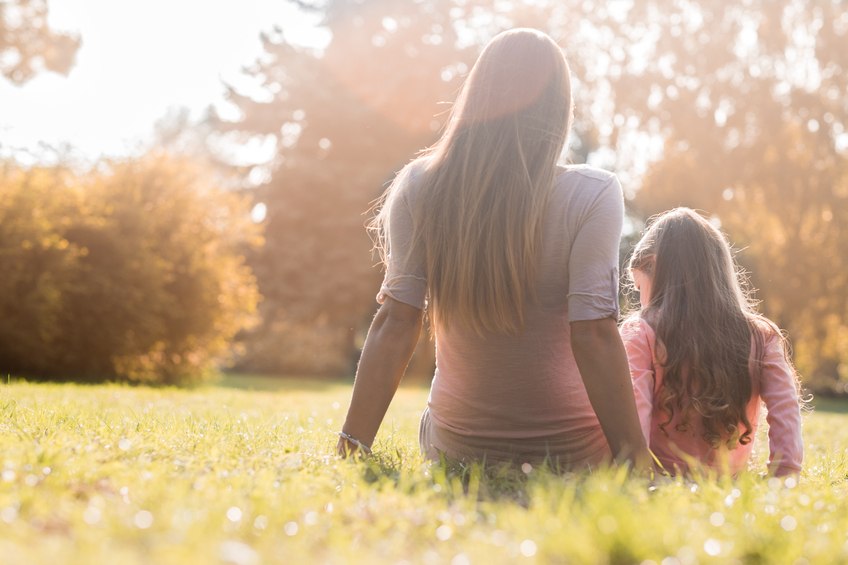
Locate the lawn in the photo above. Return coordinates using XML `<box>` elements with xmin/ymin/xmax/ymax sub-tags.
<box><xmin>1</xmin><ymin>377</ymin><xmax>846</xmax><ymax>564</ymax></box>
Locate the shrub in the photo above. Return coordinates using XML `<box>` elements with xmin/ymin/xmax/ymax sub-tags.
<box><xmin>0</xmin><ymin>153</ymin><xmax>260</xmax><ymax>384</ymax></box>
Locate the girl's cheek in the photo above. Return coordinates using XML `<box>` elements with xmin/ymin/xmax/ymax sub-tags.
<box><xmin>633</xmin><ymin>270</ymin><xmax>652</xmax><ymax>307</ymax></box>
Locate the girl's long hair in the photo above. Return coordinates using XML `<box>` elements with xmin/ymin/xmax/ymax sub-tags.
<box><xmin>629</xmin><ymin>208</ymin><xmax>788</xmax><ymax>449</ymax></box>
<box><xmin>370</xmin><ymin>28</ymin><xmax>572</xmax><ymax>335</ymax></box>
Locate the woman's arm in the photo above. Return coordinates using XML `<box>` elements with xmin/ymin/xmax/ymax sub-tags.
<box><xmin>564</xmin><ymin>175</ymin><xmax>649</xmax><ymax>469</ymax></box>
<box><xmin>337</xmin><ymin>297</ymin><xmax>424</xmax><ymax>456</ymax></box>
<box><xmin>571</xmin><ymin>317</ymin><xmax>651</xmax><ymax>469</ymax></box>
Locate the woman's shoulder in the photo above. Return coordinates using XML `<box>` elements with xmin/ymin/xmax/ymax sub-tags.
<box><xmin>392</xmin><ymin>158</ymin><xmax>431</xmax><ymax>202</ymax></box>
<box><xmin>407</xmin><ymin>156</ymin><xmax>432</xmax><ymax>178</ymax></box>
<box><xmin>556</xmin><ymin>164</ymin><xmax>620</xmax><ymax>189</ymax></box>
<box><xmin>553</xmin><ymin>165</ymin><xmax>622</xmax><ymax>205</ymax></box>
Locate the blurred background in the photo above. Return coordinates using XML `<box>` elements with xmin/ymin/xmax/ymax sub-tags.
<box><xmin>1</xmin><ymin>0</ymin><xmax>846</xmax><ymax>393</ymax></box>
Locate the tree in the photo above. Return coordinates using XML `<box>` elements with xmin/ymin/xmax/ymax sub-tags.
<box><xmin>0</xmin><ymin>0</ymin><xmax>80</xmax><ymax>84</ymax></box>
<box><xmin>211</xmin><ymin>0</ymin><xmax>482</xmax><ymax>374</ymax></box>
<box><xmin>591</xmin><ymin>0</ymin><xmax>848</xmax><ymax>389</ymax></box>
<box><xmin>211</xmin><ymin>0</ymin><xmax>589</xmax><ymax>375</ymax></box>
<box><xmin>216</xmin><ymin>0</ymin><xmax>848</xmax><ymax>389</ymax></box>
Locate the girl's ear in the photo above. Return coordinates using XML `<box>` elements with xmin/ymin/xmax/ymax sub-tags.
<box><xmin>643</xmin><ymin>256</ymin><xmax>656</xmax><ymax>277</ymax></box>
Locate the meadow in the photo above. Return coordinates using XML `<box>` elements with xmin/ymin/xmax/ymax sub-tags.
<box><xmin>1</xmin><ymin>377</ymin><xmax>847</xmax><ymax>565</ymax></box>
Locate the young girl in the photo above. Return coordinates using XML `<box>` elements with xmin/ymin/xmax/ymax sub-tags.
<box><xmin>620</xmin><ymin>208</ymin><xmax>803</xmax><ymax>477</ymax></box>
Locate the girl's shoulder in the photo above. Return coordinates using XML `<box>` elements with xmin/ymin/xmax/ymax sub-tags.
<box><xmin>748</xmin><ymin>315</ymin><xmax>783</xmax><ymax>346</ymax></box>
<box><xmin>620</xmin><ymin>313</ymin><xmax>666</xmax><ymax>366</ymax></box>
<box><xmin>620</xmin><ymin>313</ymin><xmax>657</xmax><ymax>343</ymax></box>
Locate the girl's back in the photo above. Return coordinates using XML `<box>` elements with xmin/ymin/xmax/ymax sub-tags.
<box><xmin>621</xmin><ymin>316</ymin><xmax>803</xmax><ymax>476</ymax></box>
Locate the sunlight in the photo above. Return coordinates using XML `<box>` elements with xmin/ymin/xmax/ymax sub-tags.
<box><xmin>0</xmin><ymin>0</ymin><xmax>327</xmax><ymax>162</ymax></box>
<box><xmin>250</xmin><ymin>202</ymin><xmax>267</xmax><ymax>223</ymax></box>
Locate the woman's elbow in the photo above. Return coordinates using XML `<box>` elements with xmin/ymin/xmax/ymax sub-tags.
<box><xmin>373</xmin><ymin>298</ymin><xmax>424</xmax><ymax>335</ymax></box>
<box><xmin>570</xmin><ymin>317</ymin><xmax>619</xmax><ymax>349</ymax></box>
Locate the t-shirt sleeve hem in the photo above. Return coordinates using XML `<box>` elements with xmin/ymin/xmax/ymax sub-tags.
<box><xmin>377</xmin><ymin>280</ymin><xmax>426</xmax><ymax>310</ymax></box>
<box><xmin>567</xmin><ymin>267</ymin><xmax>621</xmax><ymax>322</ymax></box>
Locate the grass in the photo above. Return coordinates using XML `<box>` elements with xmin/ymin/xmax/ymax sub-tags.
<box><xmin>0</xmin><ymin>378</ymin><xmax>846</xmax><ymax>564</ymax></box>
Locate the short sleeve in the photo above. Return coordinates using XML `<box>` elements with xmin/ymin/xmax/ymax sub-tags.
<box><xmin>376</xmin><ymin>170</ymin><xmax>427</xmax><ymax>310</ymax></box>
<box><xmin>620</xmin><ymin>316</ymin><xmax>656</xmax><ymax>444</ymax></box>
<box><xmin>759</xmin><ymin>333</ymin><xmax>803</xmax><ymax>476</ymax></box>
<box><xmin>567</xmin><ymin>175</ymin><xmax>624</xmax><ymax>321</ymax></box>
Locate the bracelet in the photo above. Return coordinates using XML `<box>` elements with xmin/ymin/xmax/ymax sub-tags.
<box><xmin>337</xmin><ymin>431</ymin><xmax>373</xmax><ymax>455</ymax></box>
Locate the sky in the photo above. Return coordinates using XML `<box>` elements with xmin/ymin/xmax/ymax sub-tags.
<box><xmin>0</xmin><ymin>0</ymin><xmax>328</xmax><ymax>164</ymax></box>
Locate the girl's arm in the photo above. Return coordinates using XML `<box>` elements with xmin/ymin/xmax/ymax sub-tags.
<box><xmin>619</xmin><ymin>317</ymin><xmax>655</xmax><ymax>445</ymax></box>
<box><xmin>337</xmin><ymin>297</ymin><xmax>423</xmax><ymax>456</ymax></box>
<box><xmin>759</xmin><ymin>333</ymin><xmax>804</xmax><ymax>476</ymax></box>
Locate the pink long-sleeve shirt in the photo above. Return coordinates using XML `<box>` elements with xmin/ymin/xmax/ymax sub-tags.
<box><xmin>620</xmin><ymin>316</ymin><xmax>803</xmax><ymax>476</ymax></box>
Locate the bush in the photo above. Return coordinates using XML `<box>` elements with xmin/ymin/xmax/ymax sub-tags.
<box><xmin>0</xmin><ymin>153</ymin><xmax>260</xmax><ymax>384</ymax></box>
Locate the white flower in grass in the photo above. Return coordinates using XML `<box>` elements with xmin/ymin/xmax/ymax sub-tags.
<box><xmin>703</xmin><ymin>538</ymin><xmax>721</xmax><ymax>556</ymax></box>
<box><xmin>226</xmin><ymin>506</ymin><xmax>243</xmax><ymax>522</ymax></box>
<box><xmin>219</xmin><ymin>540</ymin><xmax>259</xmax><ymax>565</ymax></box>
<box><xmin>134</xmin><ymin>510</ymin><xmax>154</xmax><ymax>529</ymax></box>
<box><xmin>284</xmin><ymin>521</ymin><xmax>299</xmax><ymax>536</ymax></box>
<box><xmin>520</xmin><ymin>539</ymin><xmax>537</xmax><ymax>557</ymax></box>
<box><xmin>781</xmin><ymin>515</ymin><xmax>797</xmax><ymax>531</ymax></box>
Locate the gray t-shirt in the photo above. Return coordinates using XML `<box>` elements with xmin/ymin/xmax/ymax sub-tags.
<box><xmin>378</xmin><ymin>164</ymin><xmax>624</xmax><ymax>464</ymax></box>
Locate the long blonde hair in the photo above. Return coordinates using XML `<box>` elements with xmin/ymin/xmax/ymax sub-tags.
<box><xmin>629</xmin><ymin>208</ymin><xmax>795</xmax><ymax>448</ymax></box>
<box><xmin>371</xmin><ymin>28</ymin><xmax>572</xmax><ymax>334</ymax></box>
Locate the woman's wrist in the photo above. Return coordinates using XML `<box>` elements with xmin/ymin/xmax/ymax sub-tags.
<box><xmin>337</xmin><ymin>430</ymin><xmax>373</xmax><ymax>456</ymax></box>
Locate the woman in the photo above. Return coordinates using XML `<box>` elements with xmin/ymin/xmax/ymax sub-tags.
<box><xmin>337</xmin><ymin>28</ymin><xmax>648</xmax><ymax>469</ymax></box>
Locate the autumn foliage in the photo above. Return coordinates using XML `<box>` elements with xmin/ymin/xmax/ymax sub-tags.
<box><xmin>210</xmin><ymin>0</ymin><xmax>847</xmax><ymax>391</ymax></box>
<box><xmin>0</xmin><ymin>154</ymin><xmax>260</xmax><ymax>384</ymax></box>
<box><xmin>3</xmin><ymin>0</ymin><xmax>846</xmax><ymax>390</ymax></box>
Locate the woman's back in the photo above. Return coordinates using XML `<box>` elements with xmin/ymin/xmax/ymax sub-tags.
<box><xmin>397</xmin><ymin>166</ymin><xmax>624</xmax><ymax>464</ymax></box>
